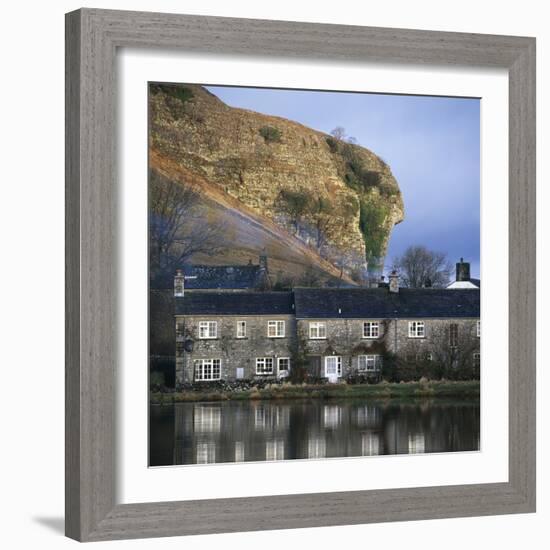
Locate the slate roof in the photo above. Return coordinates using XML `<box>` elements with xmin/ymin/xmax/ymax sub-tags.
<box><xmin>175</xmin><ymin>291</ymin><xmax>294</xmax><ymax>316</ymax></box>
<box><xmin>293</xmin><ymin>288</ymin><xmax>479</xmax><ymax>319</ymax></box>
<box><xmin>182</xmin><ymin>265</ymin><xmax>266</xmax><ymax>290</ymax></box>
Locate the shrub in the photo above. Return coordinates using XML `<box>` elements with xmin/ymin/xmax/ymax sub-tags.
<box><xmin>150</xmin><ymin>83</ymin><xmax>194</xmax><ymax>104</ymax></box>
<box><xmin>325</xmin><ymin>136</ymin><xmax>339</xmax><ymax>153</ymax></box>
<box><xmin>359</xmin><ymin>200</ymin><xmax>388</xmax><ymax>263</ymax></box>
<box><xmin>259</xmin><ymin>126</ymin><xmax>282</xmax><ymax>143</ymax></box>
<box><xmin>150</xmin><ymin>371</ymin><xmax>165</xmax><ymax>390</ymax></box>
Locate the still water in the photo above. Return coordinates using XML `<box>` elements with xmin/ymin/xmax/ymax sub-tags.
<box><xmin>150</xmin><ymin>398</ymin><xmax>480</xmax><ymax>466</ymax></box>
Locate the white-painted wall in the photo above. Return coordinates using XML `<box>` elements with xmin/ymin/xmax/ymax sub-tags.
<box><xmin>0</xmin><ymin>1</ymin><xmax>547</xmax><ymax>549</ymax></box>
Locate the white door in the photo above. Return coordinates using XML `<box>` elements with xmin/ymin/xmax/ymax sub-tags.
<box><xmin>325</xmin><ymin>356</ymin><xmax>341</xmax><ymax>383</ymax></box>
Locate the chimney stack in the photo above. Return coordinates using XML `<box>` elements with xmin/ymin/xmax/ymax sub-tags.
<box><xmin>456</xmin><ymin>258</ymin><xmax>471</xmax><ymax>282</ymax></box>
<box><xmin>174</xmin><ymin>269</ymin><xmax>184</xmax><ymax>297</ymax></box>
<box><xmin>377</xmin><ymin>275</ymin><xmax>387</xmax><ymax>289</ymax></box>
<box><xmin>389</xmin><ymin>270</ymin><xmax>399</xmax><ymax>293</ymax></box>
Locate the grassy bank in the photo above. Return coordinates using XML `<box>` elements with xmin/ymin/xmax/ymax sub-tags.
<box><xmin>150</xmin><ymin>380</ymin><xmax>479</xmax><ymax>404</ymax></box>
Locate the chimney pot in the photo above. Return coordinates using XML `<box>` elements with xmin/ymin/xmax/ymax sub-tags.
<box><xmin>174</xmin><ymin>269</ymin><xmax>185</xmax><ymax>297</ymax></box>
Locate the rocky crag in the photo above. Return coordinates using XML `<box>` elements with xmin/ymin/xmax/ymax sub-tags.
<box><xmin>149</xmin><ymin>84</ymin><xmax>404</xmax><ymax>285</ymax></box>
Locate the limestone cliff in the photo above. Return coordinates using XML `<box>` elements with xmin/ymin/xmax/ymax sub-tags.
<box><xmin>149</xmin><ymin>84</ymin><xmax>404</xmax><ymax>282</ymax></box>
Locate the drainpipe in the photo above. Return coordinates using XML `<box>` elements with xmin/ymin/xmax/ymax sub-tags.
<box><xmin>394</xmin><ymin>317</ymin><xmax>398</xmax><ymax>354</ymax></box>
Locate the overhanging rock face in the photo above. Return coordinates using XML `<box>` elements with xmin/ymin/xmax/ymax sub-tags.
<box><xmin>149</xmin><ymin>84</ymin><xmax>404</xmax><ymax>281</ymax></box>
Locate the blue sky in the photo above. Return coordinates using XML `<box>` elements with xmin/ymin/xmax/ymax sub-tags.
<box><xmin>207</xmin><ymin>86</ymin><xmax>480</xmax><ymax>278</ymax></box>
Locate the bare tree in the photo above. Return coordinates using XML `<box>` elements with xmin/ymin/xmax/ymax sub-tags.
<box><xmin>392</xmin><ymin>245</ymin><xmax>452</xmax><ymax>288</ymax></box>
<box><xmin>330</xmin><ymin>126</ymin><xmax>347</xmax><ymax>141</ymax></box>
<box><xmin>429</xmin><ymin>322</ymin><xmax>480</xmax><ymax>380</ymax></box>
<box><xmin>149</xmin><ymin>169</ymin><xmax>226</xmax><ymax>283</ymax></box>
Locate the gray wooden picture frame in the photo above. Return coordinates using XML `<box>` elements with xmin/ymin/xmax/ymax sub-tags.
<box><xmin>65</xmin><ymin>8</ymin><xmax>536</xmax><ymax>542</ymax></box>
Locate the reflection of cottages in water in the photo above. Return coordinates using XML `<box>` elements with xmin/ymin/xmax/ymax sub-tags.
<box><xmin>254</xmin><ymin>406</ymin><xmax>266</xmax><ymax>430</ymax></box>
<box><xmin>170</xmin><ymin>399</ymin><xmax>479</xmax><ymax>465</ymax></box>
<box><xmin>323</xmin><ymin>405</ymin><xmax>342</xmax><ymax>429</ymax></box>
<box><xmin>361</xmin><ymin>432</ymin><xmax>381</xmax><ymax>456</ymax></box>
<box><xmin>308</xmin><ymin>436</ymin><xmax>326</xmax><ymax>459</ymax></box>
<box><xmin>196</xmin><ymin>441</ymin><xmax>216</xmax><ymax>464</ymax></box>
<box><xmin>408</xmin><ymin>433</ymin><xmax>426</xmax><ymax>454</ymax></box>
<box><xmin>174</xmin><ymin>401</ymin><xmax>296</xmax><ymax>465</ymax></box>
<box><xmin>383</xmin><ymin>408</ymin><xmax>428</xmax><ymax>455</ymax></box>
<box><xmin>193</xmin><ymin>405</ymin><xmax>221</xmax><ymax>433</ymax></box>
<box><xmin>254</xmin><ymin>404</ymin><xmax>290</xmax><ymax>431</ymax></box>
<box><xmin>356</xmin><ymin>405</ymin><xmax>381</xmax><ymax>429</ymax></box>
<box><xmin>234</xmin><ymin>441</ymin><xmax>245</xmax><ymax>462</ymax></box>
<box><xmin>266</xmin><ymin>439</ymin><xmax>285</xmax><ymax>461</ymax></box>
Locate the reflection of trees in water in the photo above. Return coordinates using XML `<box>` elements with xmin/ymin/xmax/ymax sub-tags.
<box><xmin>153</xmin><ymin>398</ymin><xmax>480</xmax><ymax>466</ymax></box>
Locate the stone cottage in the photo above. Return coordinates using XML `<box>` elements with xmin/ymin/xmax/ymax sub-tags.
<box><xmin>174</xmin><ymin>269</ymin><xmax>480</xmax><ymax>384</ymax></box>
<box><xmin>175</xmin><ymin>291</ymin><xmax>295</xmax><ymax>383</ymax></box>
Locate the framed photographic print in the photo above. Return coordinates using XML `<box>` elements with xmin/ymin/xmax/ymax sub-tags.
<box><xmin>65</xmin><ymin>8</ymin><xmax>536</xmax><ymax>542</ymax></box>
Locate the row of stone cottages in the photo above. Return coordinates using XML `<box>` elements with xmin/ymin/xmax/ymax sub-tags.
<box><xmin>173</xmin><ymin>260</ymin><xmax>480</xmax><ymax>384</ymax></box>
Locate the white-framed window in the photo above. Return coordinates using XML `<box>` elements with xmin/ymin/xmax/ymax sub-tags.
<box><xmin>477</xmin><ymin>320</ymin><xmax>481</xmax><ymax>337</ymax></box>
<box><xmin>309</xmin><ymin>321</ymin><xmax>327</xmax><ymax>339</ymax></box>
<box><xmin>267</xmin><ymin>320</ymin><xmax>285</xmax><ymax>338</ymax></box>
<box><xmin>324</xmin><ymin>356</ymin><xmax>342</xmax><ymax>377</ymax></box>
<box><xmin>277</xmin><ymin>357</ymin><xmax>290</xmax><ymax>375</ymax></box>
<box><xmin>449</xmin><ymin>323</ymin><xmax>458</xmax><ymax>347</ymax></box>
<box><xmin>236</xmin><ymin>320</ymin><xmax>246</xmax><ymax>338</ymax></box>
<box><xmin>198</xmin><ymin>321</ymin><xmax>217</xmax><ymax>339</ymax></box>
<box><xmin>473</xmin><ymin>352</ymin><xmax>481</xmax><ymax>367</ymax></box>
<box><xmin>358</xmin><ymin>354</ymin><xmax>382</xmax><ymax>372</ymax></box>
<box><xmin>408</xmin><ymin>321</ymin><xmax>425</xmax><ymax>338</ymax></box>
<box><xmin>426</xmin><ymin>352</ymin><xmax>433</xmax><ymax>362</ymax></box>
<box><xmin>256</xmin><ymin>357</ymin><xmax>274</xmax><ymax>375</ymax></box>
<box><xmin>363</xmin><ymin>321</ymin><xmax>380</xmax><ymax>339</ymax></box>
<box><xmin>194</xmin><ymin>358</ymin><xmax>221</xmax><ymax>381</ymax></box>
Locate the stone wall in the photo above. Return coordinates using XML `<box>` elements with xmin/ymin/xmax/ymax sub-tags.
<box><xmin>297</xmin><ymin>318</ymin><xmax>388</xmax><ymax>378</ymax></box>
<box><xmin>176</xmin><ymin>314</ymin><xmax>296</xmax><ymax>383</ymax></box>
<box><xmin>388</xmin><ymin>318</ymin><xmax>480</xmax><ymax>356</ymax></box>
